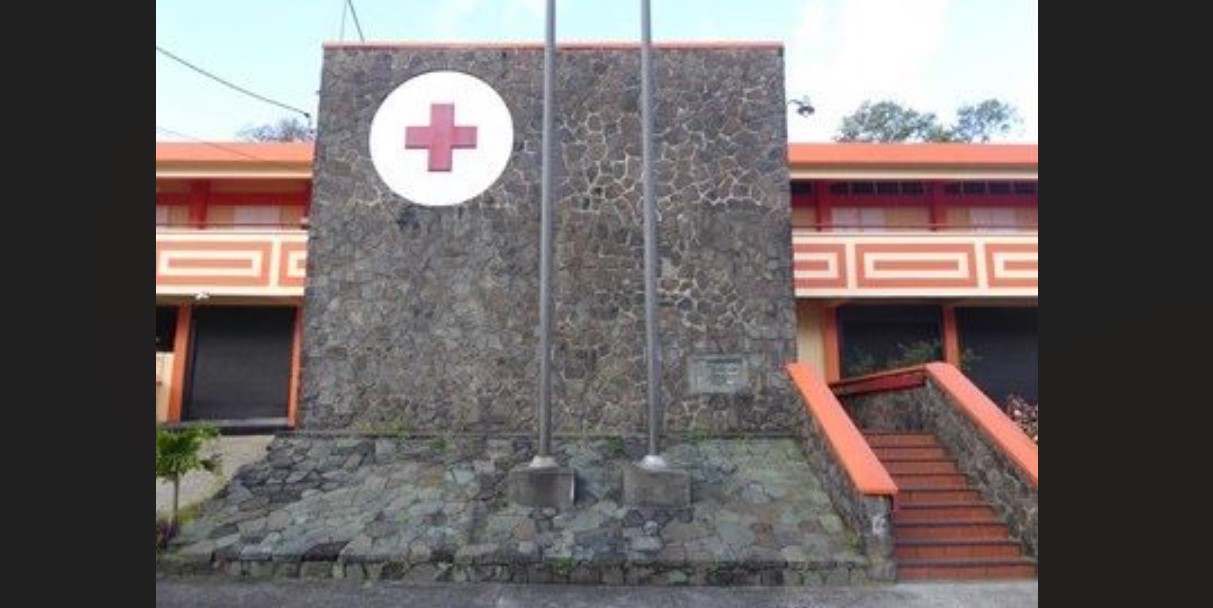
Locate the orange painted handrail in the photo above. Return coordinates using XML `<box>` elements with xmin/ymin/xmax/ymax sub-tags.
<box><xmin>924</xmin><ymin>362</ymin><xmax>1039</xmax><ymax>487</ymax></box>
<box><xmin>787</xmin><ymin>362</ymin><xmax>898</xmax><ymax>497</ymax></box>
<box><xmin>829</xmin><ymin>365</ymin><xmax>927</xmax><ymax>397</ymax></box>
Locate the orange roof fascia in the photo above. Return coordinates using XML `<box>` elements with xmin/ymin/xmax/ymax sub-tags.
<box><xmin>788</xmin><ymin>143</ymin><xmax>1037</xmax><ymax>168</ymax></box>
<box><xmin>154</xmin><ymin>142</ymin><xmax>1035</xmax><ymax>171</ymax></box>
<box><xmin>155</xmin><ymin>142</ymin><xmax>314</xmax><ymax>165</ymax></box>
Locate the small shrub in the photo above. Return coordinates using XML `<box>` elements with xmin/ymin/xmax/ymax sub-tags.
<box><xmin>604</xmin><ymin>436</ymin><xmax>626</xmax><ymax>457</ymax></box>
<box><xmin>156</xmin><ymin>424</ymin><xmax>221</xmax><ymax>530</ymax></box>
<box><xmin>1005</xmin><ymin>395</ymin><xmax>1038</xmax><ymax>444</ymax></box>
<box><xmin>427</xmin><ymin>435</ymin><xmax>449</xmax><ymax>452</ymax></box>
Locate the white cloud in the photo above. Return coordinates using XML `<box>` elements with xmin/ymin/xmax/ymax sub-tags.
<box><xmin>785</xmin><ymin>0</ymin><xmax>953</xmax><ymax>141</ymax></box>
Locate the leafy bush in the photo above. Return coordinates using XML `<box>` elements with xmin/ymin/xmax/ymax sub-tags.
<box><xmin>156</xmin><ymin>424</ymin><xmax>221</xmax><ymax>531</ymax></box>
<box><xmin>844</xmin><ymin>339</ymin><xmax>980</xmax><ymax>377</ymax></box>
<box><xmin>1005</xmin><ymin>395</ymin><xmax>1038</xmax><ymax>444</ymax></box>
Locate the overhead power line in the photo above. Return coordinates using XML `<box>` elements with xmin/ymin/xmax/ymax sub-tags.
<box><xmin>346</xmin><ymin>0</ymin><xmax>366</xmax><ymax>42</ymax></box>
<box><xmin>156</xmin><ymin>45</ymin><xmax>312</xmax><ymax>126</ymax></box>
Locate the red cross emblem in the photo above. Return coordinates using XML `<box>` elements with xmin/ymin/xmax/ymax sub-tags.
<box><xmin>404</xmin><ymin>103</ymin><xmax>479</xmax><ymax>172</ymax></box>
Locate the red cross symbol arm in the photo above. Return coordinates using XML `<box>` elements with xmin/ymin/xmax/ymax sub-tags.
<box><xmin>404</xmin><ymin>103</ymin><xmax>479</xmax><ymax>172</ymax></box>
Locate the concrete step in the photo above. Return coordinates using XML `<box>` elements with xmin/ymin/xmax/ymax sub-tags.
<box><xmin>862</xmin><ymin>433</ymin><xmax>940</xmax><ymax>448</ymax></box>
<box><xmin>894</xmin><ymin>519</ymin><xmax>1009</xmax><ymax>540</ymax></box>
<box><xmin>895</xmin><ymin>538</ymin><xmax>1025</xmax><ymax>560</ymax></box>
<box><xmin>894</xmin><ymin>502</ymin><xmax>998</xmax><ymax>523</ymax></box>
<box><xmin>897</xmin><ymin>557</ymin><xmax>1037</xmax><ymax>580</ymax></box>
<box><xmin>889</xmin><ymin>473</ymin><xmax>971</xmax><ymax>489</ymax></box>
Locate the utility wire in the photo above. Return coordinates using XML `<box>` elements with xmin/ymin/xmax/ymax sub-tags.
<box><xmin>156</xmin><ymin>45</ymin><xmax>312</xmax><ymax>126</ymax></box>
<box><xmin>346</xmin><ymin>0</ymin><xmax>366</xmax><ymax>41</ymax></box>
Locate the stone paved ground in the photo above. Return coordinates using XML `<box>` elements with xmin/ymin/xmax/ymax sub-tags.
<box><xmin>156</xmin><ymin>578</ymin><xmax>1040</xmax><ymax>608</ymax></box>
<box><xmin>161</xmin><ymin>437</ymin><xmax>868</xmax><ymax>585</ymax></box>
<box><xmin>157</xmin><ymin>435</ymin><xmax>274</xmax><ymax>519</ymax></box>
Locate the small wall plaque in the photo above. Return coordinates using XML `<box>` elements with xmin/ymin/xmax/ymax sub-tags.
<box><xmin>687</xmin><ymin>355</ymin><xmax>750</xmax><ymax>395</ymax></box>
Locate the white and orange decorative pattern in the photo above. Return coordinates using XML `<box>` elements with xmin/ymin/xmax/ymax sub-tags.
<box><xmin>792</xmin><ymin>231</ymin><xmax>1037</xmax><ymax>297</ymax></box>
<box><xmin>156</xmin><ymin>230</ymin><xmax>308</xmax><ymax>297</ymax></box>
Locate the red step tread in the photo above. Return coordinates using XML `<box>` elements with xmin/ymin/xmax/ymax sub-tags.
<box><xmin>897</xmin><ymin>557</ymin><xmax>1037</xmax><ymax>580</ymax></box>
<box><xmin>895</xmin><ymin>538</ymin><xmax>1024</xmax><ymax>560</ymax></box>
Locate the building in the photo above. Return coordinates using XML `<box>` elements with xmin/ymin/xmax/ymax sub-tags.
<box><xmin>155</xmin><ymin>141</ymin><xmax>1037</xmax><ymax>429</ymax></box>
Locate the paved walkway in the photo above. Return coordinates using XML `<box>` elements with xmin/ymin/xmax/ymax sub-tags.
<box><xmin>156</xmin><ymin>578</ymin><xmax>1039</xmax><ymax>608</ymax></box>
<box><xmin>157</xmin><ymin>435</ymin><xmax>275</xmax><ymax>519</ymax></box>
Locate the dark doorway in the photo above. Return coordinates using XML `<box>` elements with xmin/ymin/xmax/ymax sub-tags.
<box><xmin>838</xmin><ymin>305</ymin><xmax>943</xmax><ymax>377</ymax></box>
<box><xmin>957</xmin><ymin>306</ymin><xmax>1038</xmax><ymax>405</ymax></box>
<box><xmin>184</xmin><ymin>306</ymin><xmax>296</xmax><ymax>423</ymax></box>
<box><xmin>156</xmin><ymin>306</ymin><xmax>178</xmax><ymax>353</ymax></box>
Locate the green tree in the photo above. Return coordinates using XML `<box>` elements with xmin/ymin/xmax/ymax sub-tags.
<box><xmin>834</xmin><ymin>98</ymin><xmax>1020</xmax><ymax>143</ymax></box>
<box><xmin>237</xmin><ymin>117</ymin><xmax>315</xmax><ymax>142</ymax></box>
<box><xmin>155</xmin><ymin>425</ymin><xmax>220</xmax><ymax>526</ymax></box>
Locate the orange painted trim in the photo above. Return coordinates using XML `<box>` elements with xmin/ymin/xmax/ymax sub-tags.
<box><xmin>830</xmin><ymin>367</ymin><xmax>927</xmax><ymax>397</ymax></box>
<box><xmin>854</xmin><ymin>243</ymin><xmax>979</xmax><ymax>289</ymax></box>
<box><xmin>277</xmin><ymin>241</ymin><xmax>308</xmax><ymax>287</ymax></box>
<box><xmin>822</xmin><ymin>306</ymin><xmax>841</xmax><ymax>383</ymax></box>
<box><xmin>188</xmin><ymin>181</ymin><xmax>209</xmax><ymax>228</ymax></box>
<box><xmin>156</xmin><ymin>142</ymin><xmax>314</xmax><ymax>164</ymax></box>
<box><xmin>287</xmin><ymin>308</ymin><xmax>303</xmax><ymax>428</ymax></box>
<box><xmin>788</xmin><ymin>143</ymin><xmax>1038</xmax><ymax>167</ymax></box>
<box><xmin>324</xmin><ymin>40</ymin><xmax>784</xmax><ymax>50</ymax></box>
<box><xmin>924</xmin><ymin>362</ymin><xmax>1039</xmax><ymax>487</ymax></box>
<box><xmin>787</xmin><ymin>363</ymin><xmax>898</xmax><ymax>496</ymax></box>
<box><xmin>872</xmin><ymin>259</ymin><xmax>959</xmax><ymax>272</ymax></box>
<box><xmin>155</xmin><ymin>241</ymin><xmax>274</xmax><ymax>287</ymax></box>
<box><xmin>942</xmin><ymin>306</ymin><xmax>961</xmax><ymax>367</ymax></box>
<box><xmin>985</xmin><ymin>242</ymin><xmax>1039</xmax><ymax>288</ymax></box>
<box><xmin>167</xmin><ymin>305</ymin><xmax>192</xmax><ymax>422</ymax></box>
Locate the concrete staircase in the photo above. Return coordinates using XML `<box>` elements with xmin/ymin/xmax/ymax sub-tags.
<box><xmin>864</xmin><ymin>431</ymin><xmax>1037</xmax><ymax>581</ymax></box>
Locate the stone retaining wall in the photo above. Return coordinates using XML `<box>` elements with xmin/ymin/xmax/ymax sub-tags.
<box><xmin>160</xmin><ymin>436</ymin><xmax>873</xmax><ymax>585</ymax></box>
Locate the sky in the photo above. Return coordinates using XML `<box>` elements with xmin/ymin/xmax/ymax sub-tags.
<box><xmin>155</xmin><ymin>0</ymin><xmax>1037</xmax><ymax>143</ymax></box>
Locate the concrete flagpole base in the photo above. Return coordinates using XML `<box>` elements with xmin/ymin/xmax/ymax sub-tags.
<box><xmin>623</xmin><ymin>459</ymin><xmax>691</xmax><ymax>508</ymax></box>
<box><xmin>508</xmin><ymin>461</ymin><xmax>575</xmax><ymax>509</ymax></box>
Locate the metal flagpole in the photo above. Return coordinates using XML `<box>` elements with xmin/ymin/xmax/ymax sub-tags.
<box><xmin>531</xmin><ymin>0</ymin><xmax>558</xmax><ymax>469</ymax></box>
<box><xmin>638</xmin><ymin>0</ymin><xmax>666</xmax><ymax>470</ymax></box>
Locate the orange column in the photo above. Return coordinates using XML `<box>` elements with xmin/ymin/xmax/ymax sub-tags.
<box><xmin>168</xmin><ymin>304</ymin><xmax>192</xmax><ymax>422</ymax></box>
<box><xmin>188</xmin><ymin>181</ymin><xmax>209</xmax><ymax>228</ymax></box>
<box><xmin>929</xmin><ymin>182</ymin><xmax>945</xmax><ymax>231</ymax></box>
<box><xmin>823</xmin><ymin>305</ymin><xmax>841</xmax><ymax>382</ymax></box>
<box><xmin>816</xmin><ymin>180</ymin><xmax>832</xmax><ymax>231</ymax></box>
<box><xmin>942</xmin><ymin>305</ymin><xmax>961</xmax><ymax>368</ymax></box>
<box><xmin>286</xmin><ymin>307</ymin><xmax>303</xmax><ymax>428</ymax></box>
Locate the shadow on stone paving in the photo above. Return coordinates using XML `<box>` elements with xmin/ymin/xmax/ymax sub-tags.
<box><xmin>160</xmin><ymin>437</ymin><xmax>868</xmax><ymax>586</ymax></box>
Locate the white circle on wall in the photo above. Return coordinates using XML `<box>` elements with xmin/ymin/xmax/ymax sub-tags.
<box><xmin>368</xmin><ymin>70</ymin><xmax>514</xmax><ymax>207</ymax></box>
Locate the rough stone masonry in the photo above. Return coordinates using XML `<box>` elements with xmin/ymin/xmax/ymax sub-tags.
<box><xmin>301</xmin><ymin>44</ymin><xmax>797</xmax><ymax>436</ymax></box>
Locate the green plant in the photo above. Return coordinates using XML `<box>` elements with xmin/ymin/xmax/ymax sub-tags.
<box><xmin>427</xmin><ymin>435</ymin><xmax>449</xmax><ymax>452</ymax></box>
<box><xmin>886</xmin><ymin>339</ymin><xmax>943</xmax><ymax>368</ymax></box>
<box><xmin>604</xmin><ymin>436</ymin><xmax>626</xmax><ymax>457</ymax></box>
<box><xmin>844</xmin><ymin>349</ymin><xmax>879</xmax><ymax>377</ymax></box>
<box><xmin>683</xmin><ymin>425</ymin><xmax>707</xmax><ymax>446</ymax></box>
<box><xmin>959</xmin><ymin>348</ymin><xmax>981</xmax><ymax>373</ymax></box>
<box><xmin>155</xmin><ymin>424</ymin><xmax>221</xmax><ymax>529</ymax></box>
<box><xmin>549</xmin><ymin>557</ymin><xmax>576</xmax><ymax>577</ymax></box>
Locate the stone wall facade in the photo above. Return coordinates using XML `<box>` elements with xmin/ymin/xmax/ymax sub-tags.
<box><xmin>301</xmin><ymin>45</ymin><xmax>797</xmax><ymax>435</ymax></box>
<box><xmin>839</xmin><ymin>387</ymin><xmax>931</xmax><ymax>432</ymax></box>
<box><xmin>840</xmin><ymin>382</ymin><xmax>1038</xmax><ymax>559</ymax></box>
<box><xmin>920</xmin><ymin>381</ymin><xmax>1039</xmax><ymax>559</ymax></box>
<box><xmin>791</xmin><ymin>405</ymin><xmax>895</xmax><ymax>580</ymax></box>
